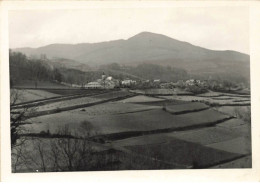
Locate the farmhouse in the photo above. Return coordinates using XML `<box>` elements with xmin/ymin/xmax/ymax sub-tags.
<box><xmin>185</xmin><ymin>79</ymin><xmax>202</xmax><ymax>86</ymax></box>
<box><xmin>122</xmin><ymin>79</ymin><xmax>137</xmax><ymax>87</ymax></box>
<box><xmin>106</xmin><ymin>76</ymin><xmax>113</xmax><ymax>81</ymax></box>
<box><xmin>160</xmin><ymin>82</ymin><xmax>177</xmax><ymax>89</ymax></box>
<box><xmin>85</xmin><ymin>82</ymin><xmax>102</xmax><ymax>89</ymax></box>
<box><xmin>104</xmin><ymin>80</ymin><xmax>117</xmax><ymax>89</ymax></box>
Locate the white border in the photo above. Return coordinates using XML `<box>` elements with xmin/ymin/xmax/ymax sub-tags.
<box><xmin>1</xmin><ymin>1</ymin><xmax>260</xmax><ymax>182</ymax></box>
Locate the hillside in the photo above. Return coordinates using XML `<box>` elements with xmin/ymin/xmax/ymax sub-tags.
<box><xmin>47</xmin><ymin>58</ymin><xmax>91</xmax><ymax>72</ymax></box>
<box><xmin>13</xmin><ymin>32</ymin><xmax>250</xmax><ymax>83</ymax></box>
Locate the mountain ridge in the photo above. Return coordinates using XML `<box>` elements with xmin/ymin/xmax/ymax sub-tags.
<box><xmin>13</xmin><ymin>32</ymin><xmax>249</xmax><ymax>55</ymax></box>
<box><xmin>12</xmin><ymin>32</ymin><xmax>250</xmax><ymax>83</ymax></box>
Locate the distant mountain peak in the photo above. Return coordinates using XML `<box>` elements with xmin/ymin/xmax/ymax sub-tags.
<box><xmin>127</xmin><ymin>32</ymin><xmax>189</xmax><ymax>48</ymax></box>
<box><xmin>128</xmin><ymin>31</ymin><xmax>172</xmax><ymax>40</ymax></box>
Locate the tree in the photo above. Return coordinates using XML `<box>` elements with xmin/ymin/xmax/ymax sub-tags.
<box><xmin>11</xmin><ymin>123</ymin><xmax>116</xmax><ymax>172</ymax></box>
<box><xmin>10</xmin><ymin>89</ymin><xmax>36</xmax><ymax>148</ymax></box>
<box><xmin>53</xmin><ymin>68</ymin><xmax>63</xmax><ymax>82</ymax></box>
<box><xmin>222</xmin><ymin>80</ymin><xmax>234</xmax><ymax>91</ymax></box>
<box><xmin>66</xmin><ymin>74</ymin><xmax>75</xmax><ymax>86</ymax></box>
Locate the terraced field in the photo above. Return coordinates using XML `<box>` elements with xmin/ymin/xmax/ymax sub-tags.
<box><xmin>24</xmin><ymin>108</ymin><xmax>232</xmax><ymax>138</ymax></box>
<box><xmin>164</xmin><ymin>102</ymin><xmax>209</xmax><ymax>114</ymax></box>
<box><xmin>165</xmin><ymin>127</ymin><xmax>241</xmax><ymax>145</ymax></box>
<box><xmin>11</xmin><ymin>89</ymin><xmax>61</xmax><ymax>103</ymax></box>
<box><xmin>159</xmin><ymin>94</ymin><xmax>250</xmax><ymax>106</ymax></box>
<box><xmin>14</xmin><ymin>89</ymin><xmax>251</xmax><ymax>171</ymax></box>
<box><xmin>130</xmin><ymin>88</ymin><xmax>193</xmax><ymax>96</ymax></box>
<box><xmin>19</xmin><ymin>91</ymin><xmax>134</xmax><ymax>116</ymax></box>
<box><xmin>124</xmin><ymin>138</ymin><xmax>242</xmax><ymax>168</ymax></box>
<box><xmin>209</xmin><ymin>156</ymin><xmax>252</xmax><ymax>168</ymax></box>
<box><xmin>214</xmin><ymin>106</ymin><xmax>251</xmax><ymax>117</ymax></box>
<box><xmin>13</xmin><ymin>80</ymin><xmax>70</xmax><ymax>89</ymax></box>
<box><xmin>119</xmin><ymin>95</ymin><xmax>165</xmax><ymax>103</ymax></box>
<box><xmin>70</xmin><ymin>102</ymin><xmax>160</xmax><ymax>116</ymax></box>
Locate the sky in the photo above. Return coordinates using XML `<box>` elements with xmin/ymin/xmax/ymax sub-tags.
<box><xmin>9</xmin><ymin>7</ymin><xmax>249</xmax><ymax>54</ymax></box>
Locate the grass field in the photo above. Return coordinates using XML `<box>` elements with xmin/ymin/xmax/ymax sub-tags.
<box><xmin>214</xmin><ymin>106</ymin><xmax>251</xmax><ymax>117</ymax></box>
<box><xmin>164</xmin><ymin>102</ymin><xmax>209</xmax><ymax>114</ymax></box>
<box><xmin>198</xmin><ymin>91</ymin><xmax>224</xmax><ymax>97</ymax></box>
<box><xmin>70</xmin><ymin>102</ymin><xmax>160</xmax><ymax>115</ymax></box>
<box><xmin>159</xmin><ymin>95</ymin><xmax>250</xmax><ymax>106</ymax></box>
<box><xmin>24</xmin><ymin>107</ymin><xmax>231</xmax><ymax>138</ymax></box>
<box><xmin>205</xmin><ymin>137</ymin><xmax>251</xmax><ymax>155</ymax></box>
<box><xmin>44</xmin><ymin>89</ymin><xmax>107</xmax><ymax>95</ymax></box>
<box><xmin>11</xmin><ymin>89</ymin><xmax>61</xmax><ymax>103</ymax></box>
<box><xmin>36</xmin><ymin>96</ymin><xmax>102</xmax><ymax>112</ymax></box>
<box><xmin>124</xmin><ymin>138</ymin><xmax>242</xmax><ymax>168</ymax></box>
<box><xmin>165</xmin><ymin>127</ymin><xmax>241</xmax><ymax>145</ymax></box>
<box><xmin>209</xmin><ymin>156</ymin><xmax>251</xmax><ymax>168</ymax></box>
<box><xmin>13</xmin><ymin>80</ymin><xmax>70</xmax><ymax>89</ymax></box>
<box><xmin>130</xmin><ymin>88</ymin><xmax>193</xmax><ymax>96</ymax></box>
<box><xmin>216</xmin><ymin>120</ymin><xmax>250</xmax><ymax>137</ymax></box>
<box><xmin>216</xmin><ymin>118</ymin><xmax>246</xmax><ymax>128</ymax></box>
<box><xmin>118</xmin><ymin>95</ymin><xmax>164</xmax><ymax>103</ymax></box>
<box><xmin>33</xmin><ymin>91</ymin><xmax>132</xmax><ymax>112</ymax></box>
<box><xmin>111</xmin><ymin>130</ymin><xmax>250</xmax><ymax>168</ymax></box>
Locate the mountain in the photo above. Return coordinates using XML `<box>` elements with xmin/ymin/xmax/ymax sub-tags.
<box><xmin>13</xmin><ymin>32</ymin><xmax>250</xmax><ymax>83</ymax></box>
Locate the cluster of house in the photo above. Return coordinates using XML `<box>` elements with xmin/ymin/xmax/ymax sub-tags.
<box><xmin>85</xmin><ymin>76</ymin><xmax>208</xmax><ymax>90</ymax></box>
<box><xmin>85</xmin><ymin>74</ymin><xmax>138</xmax><ymax>89</ymax></box>
<box><xmin>184</xmin><ymin>79</ymin><xmax>207</xmax><ymax>87</ymax></box>
<box><xmin>159</xmin><ymin>79</ymin><xmax>208</xmax><ymax>89</ymax></box>
<box><xmin>85</xmin><ymin>74</ymin><xmax>119</xmax><ymax>89</ymax></box>
<box><xmin>60</xmin><ymin>72</ymin><xmax>212</xmax><ymax>90</ymax></box>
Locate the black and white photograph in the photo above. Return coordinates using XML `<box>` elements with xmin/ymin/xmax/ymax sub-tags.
<box><xmin>1</xmin><ymin>1</ymin><xmax>260</xmax><ymax>181</ymax></box>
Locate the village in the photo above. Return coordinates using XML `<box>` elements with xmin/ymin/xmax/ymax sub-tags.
<box><xmin>58</xmin><ymin>72</ymin><xmax>249</xmax><ymax>96</ymax></box>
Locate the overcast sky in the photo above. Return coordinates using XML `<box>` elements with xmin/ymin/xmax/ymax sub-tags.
<box><xmin>9</xmin><ymin>7</ymin><xmax>249</xmax><ymax>54</ymax></box>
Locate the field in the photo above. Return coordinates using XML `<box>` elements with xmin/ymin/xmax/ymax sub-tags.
<box><xmin>13</xmin><ymin>80</ymin><xmax>70</xmax><ymax>89</ymax></box>
<box><xmin>124</xmin><ymin>138</ymin><xmax>242</xmax><ymax>168</ymax></box>
<box><xmin>165</xmin><ymin>127</ymin><xmax>241</xmax><ymax>145</ymax></box>
<box><xmin>12</xmin><ymin>88</ymin><xmax>252</xmax><ymax>172</ymax></box>
<box><xmin>44</xmin><ymin>89</ymin><xmax>107</xmax><ymax>95</ymax></box>
<box><xmin>24</xmin><ymin>108</ymin><xmax>231</xmax><ymax>139</ymax></box>
<box><xmin>159</xmin><ymin>94</ymin><xmax>250</xmax><ymax>106</ymax></box>
<box><xmin>11</xmin><ymin>89</ymin><xmax>61</xmax><ymax>103</ymax></box>
<box><xmin>16</xmin><ymin>91</ymin><xmax>133</xmax><ymax>115</ymax></box>
<box><xmin>214</xmin><ymin>106</ymin><xmax>251</xmax><ymax>117</ymax></box>
<box><xmin>118</xmin><ymin>95</ymin><xmax>165</xmax><ymax>103</ymax></box>
<box><xmin>164</xmin><ymin>102</ymin><xmax>209</xmax><ymax>114</ymax></box>
<box><xmin>130</xmin><ymin>88</ymin><xmax>193</xmax><ymax>96</ymax></box>
<box><xmin>209</xmin><ymin>156</ymin><xmax>251</xmax><ymax>168</ymax></box>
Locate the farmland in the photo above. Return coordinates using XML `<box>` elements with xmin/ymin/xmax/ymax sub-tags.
<box><xmin>11</xmin><ymin>87</ymin><xmax>251</xmax><ymax>172</ymax></box>
<box><xmin>10</xmin><ymin>89</ymin><xmax>61</xmax><ymax>103</ymax></box>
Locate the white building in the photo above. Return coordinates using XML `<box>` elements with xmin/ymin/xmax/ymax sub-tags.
<box><xmin>106</xmin><ymin>76</ymin><xmax>113</xmax><ymax>81</ymax></box>
<box><xmin>122</xmin><ymin>79</ymin><xmax>136</xmax><ymax>86</ymax></box>
<box><xmin>85</xmin><ymin>82</ymin><xmax>102</xmax><ymax>89</ymax></box>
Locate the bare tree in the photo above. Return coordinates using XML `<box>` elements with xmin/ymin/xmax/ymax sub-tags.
<box><xmin>10</xmin><ymin>89</ymin><xmax>37</xmax><ymax>148</ymax></box>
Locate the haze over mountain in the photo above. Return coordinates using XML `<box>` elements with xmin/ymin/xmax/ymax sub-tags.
<box><xmin>13</xmin><ymin>32</ymin><xmax>250</xmax><ymax>82</ymax></box>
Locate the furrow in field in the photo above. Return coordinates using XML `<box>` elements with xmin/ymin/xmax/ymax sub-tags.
<box><xmin>11</xmin><ymin>90</ymin><xmax>110</xmax><ymax>109</ymax></box>
<box><xmin>24</xmin><ymin>108</ymin><xmax>233</xmax><ymax>141</ymax></box>
<box><xmin>24</xmin><ymin>92</ymin><xmax>136</xmax><ymax>118</ymax></box>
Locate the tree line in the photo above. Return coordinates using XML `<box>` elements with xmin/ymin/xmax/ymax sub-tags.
<box><xmin>9</xmin><ymin>51</ymin><xmax>102</xmax><ymax>88</ymax></box>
